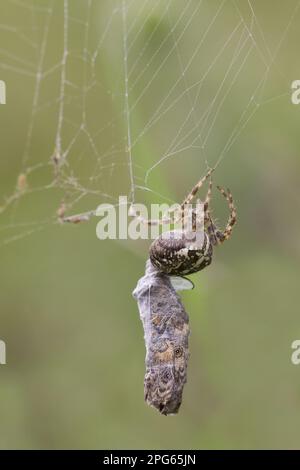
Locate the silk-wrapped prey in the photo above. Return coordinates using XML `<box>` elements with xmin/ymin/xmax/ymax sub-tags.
<box><xmin>133</xmin><ymin>260</ymin><xmax>191</xmax><ymax>415</ymax></box>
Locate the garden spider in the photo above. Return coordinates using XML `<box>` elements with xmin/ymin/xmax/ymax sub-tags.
<box><xmin>148</xmin><ymin>168</ymin><xmax>237</xmax><ymax>276</ymax></box>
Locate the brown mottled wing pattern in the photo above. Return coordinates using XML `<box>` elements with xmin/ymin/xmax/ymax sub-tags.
<box><xmin>133</xmin><ymin>260</ymin><xmax>190</xmax><ymax>415</ymax></box>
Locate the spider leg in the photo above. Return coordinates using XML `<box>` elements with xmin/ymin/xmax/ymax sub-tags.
<box><xmin>204</xmin><ymin>176</ymin><xmax>212</xmax><ymax>221</ymax></box>
<box><xmin>180</xmin><ymin>167</ymin><xmax>215</xmax><ymax>209</ymax></box>
<box><xmin>130</xmin><ymin>167</ymin><xmax>218</xmax><ymax>228</ymax></box>
<box><xmin>174</xmin><ymin>167</ymin><xmax>215</xmax><ymax>230</ymax></box>
<box><xmin>215</xmin><ymin>185</ymin><xmax>237</xmax><ymax>242</ymax></box>
<box><xmin>203</xmin><ymin>177</ymin><xmax>220</xmax><ymax>245</ymax></box>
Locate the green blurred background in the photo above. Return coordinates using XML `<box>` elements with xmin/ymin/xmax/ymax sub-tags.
<box><xmin>1</xmin><ymin>0</ymin><xmax>300</xmax><ymax>449</ymax></box>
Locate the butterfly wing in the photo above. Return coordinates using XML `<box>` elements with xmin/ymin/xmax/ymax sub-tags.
<box><xmin>170</xmin><ymin>276</ymin><xmax>194</xmax><ymax>291</ymax></box>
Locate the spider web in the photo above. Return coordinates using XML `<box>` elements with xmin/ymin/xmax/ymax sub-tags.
<box><xmin>0</xmin><ymin>0</ymin><xmax>298</xmax><ymax>246</ymax></box>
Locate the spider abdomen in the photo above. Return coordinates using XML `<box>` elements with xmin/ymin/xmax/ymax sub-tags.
<box><xmin>150</xmin><ymin>230</ymin><xmax>213</xmax><ymax>276</ymax></box>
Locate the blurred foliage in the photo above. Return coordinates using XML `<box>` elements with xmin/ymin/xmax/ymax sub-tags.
<box><xmin>0</xmin><ymin>0</ymin><xmax>300</xmax><ymax>450</ymax></box>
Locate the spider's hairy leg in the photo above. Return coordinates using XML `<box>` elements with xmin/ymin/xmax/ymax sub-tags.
<box><xmin>203</xmin><ymin>177</ymin><xmax>219</xmax><ymax>245</ymax></box>
<box><xmin>192</xmin><ymin>175</ymin><xmax>213</xmax><ymax>231</ymax></box>
<box><xmin>203</xmin><ymin>176</ymin><xmax>212</xmax><ymax>222</ymax></box>
<box><xmin>180</xmin><ymin>167</ymin><xmax>215</xmax><ymax>210</ymax></box>
<box><xmin>216</xmin><ymin>185</ymin><xmax>237</xmax><ymax>242</ymax></box>
<box><xmin>175</xmin><ymin>167</ymin><xmax>215</xmax><ymax>230</ymax></box>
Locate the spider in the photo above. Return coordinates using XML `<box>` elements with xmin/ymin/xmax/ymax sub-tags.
<box><xmin>148</xmin><ymin>168</ymin><xmax>237</xmax><ymax>276</ymax></box>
